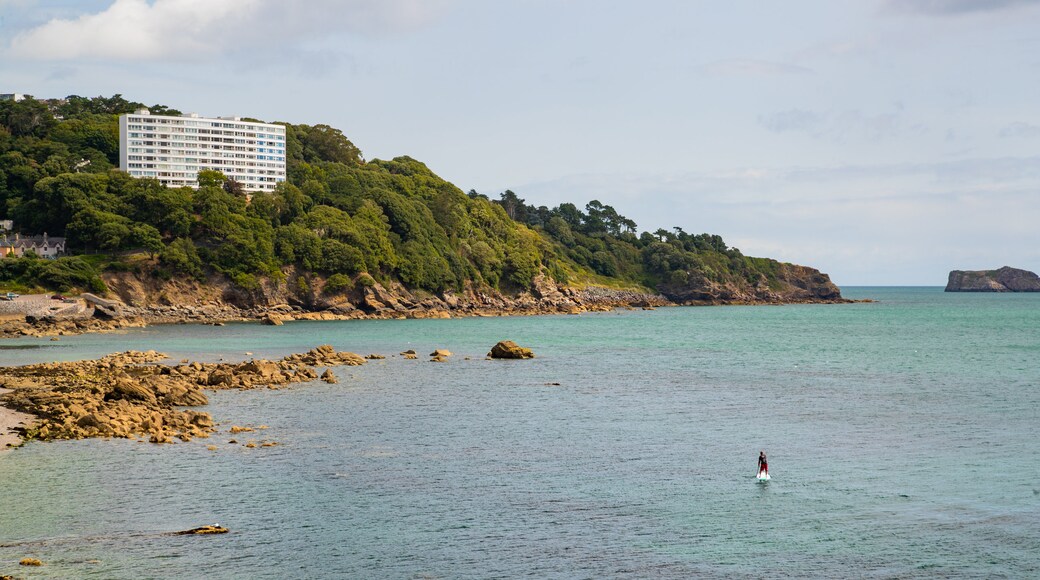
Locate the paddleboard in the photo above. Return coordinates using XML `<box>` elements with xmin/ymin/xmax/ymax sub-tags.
<box><xmin>757</xmin><ymin>471</ymin><xmax>770</xmax><ymax>481</ymax></box>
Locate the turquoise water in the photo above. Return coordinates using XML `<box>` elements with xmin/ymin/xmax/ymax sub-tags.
<box><xmin>1</xmin><ymin>287</ymin><xmax>1038</xmax><ymax>578</ymax></box>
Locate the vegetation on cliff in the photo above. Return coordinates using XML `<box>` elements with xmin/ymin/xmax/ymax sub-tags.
<box><xmin>0</xmin><ymin>94</ymin><xmax>841</xmax><ymax>303</ymax></box>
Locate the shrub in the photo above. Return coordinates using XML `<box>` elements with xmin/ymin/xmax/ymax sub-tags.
<box><xmin>356</xmin><ymin>273</ymin><xmax>376</xmax><ymax>287</ymax></box>
<box><xmin>324</xmin><ymin>273</ymin><xmax>353</xmax><ymax>294</ymax></box>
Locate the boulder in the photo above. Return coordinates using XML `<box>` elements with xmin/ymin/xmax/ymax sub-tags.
<box><xmin>112</xmin><ymin>379</ymin><xmax>158</xmax><ymax>405</ymax></box>
<box><xmin>429</xmin><ymin>349</ymin><xmax>452</xmax><ymax>357</ymax></box>
<box><xmin>321</xmin><ymin>369</ymin><xmax>338</xmax><ymax>384</ymax></box>
<box><xmin>488</xmin><ymin>340</ymin><xmax>535</xmax><ymax>359</ymax></box>
<box><xmin>207</xmin><ymin>369</ymin><xmax>234</xmax><ymax>387</ymax></box>
<box><xmin>261</xmin><ymin>315</ymin><xmax>284</xmax><ymax>326</ymax></box>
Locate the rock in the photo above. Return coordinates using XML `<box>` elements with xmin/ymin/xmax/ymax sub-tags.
<box><xmin>429</xmin><ymin>349</ymin><xmax>452</xmax><ymax>357</ymax></box>
<box><xmin>0</xmin><ymin>345</ymin><xmax>368</xmax><ymax>446</ymax></box>
<box><xmin>365</xmin><ymin>354</ymin><xmax>386</xmax><ymax>360</ymax></box>
<box><xmin>229</xmin><ymin>425</ymin><xmax>254</xmax><ymax>434</ymax></box>
<box><xmin>206</xmin><ymin>445</ymin><xmax>218</xmax><ymax>451</ymax></box>
<box><xmin>404</xmin><ymin>353</ymin><xmax>417</xmax><ymax>360</ymax></box>
<box><xmin>945</xmin><ymin>266</ymin><xmax>1040</xmax><ymax>292</ymax></box>
<box><xmin>400</xmin><ymin>349</ymin><xmax>416</xmax><ymax>355</ymax></box>
<box><xmin>261</xmin><ymin>315</ymin><xmax>283</xmax><ymax>326</ymax></box>
<box><xmin>429</xmin><ymin>355</ymin><xmax>448</xmax><ymax>363</ymax></box>
<box><xmin>321</xmin><ymin>369</ymin><xmax>338</xmax><ymax>383</ymax></box>
<box><xmin>20</xmin><ymin>557</ymin><xmax>43</xmax><ymax>566</ymax></box>
<box><xmin>112</xmin><ymin>379</ymin><xmax>158</xmax><ymax>405</ymax></box>
<box><xmin>174</xmin><ymin>524</ymin><xmax>229</xmax><ymax>535</ymax></box>
<box><xmin>488</xmin><ymin>340</ymin><xmax>535</xmax><ymax>359</ymax></box>
<box><xmin>76</xmin><ymin>413</ymin><xmax>102</xmax><ymax>428</ymax></box>
<box><xmin>207</xmin><ymin>370</ymin><xmax>234</xmax><ymax>386</ymax></box>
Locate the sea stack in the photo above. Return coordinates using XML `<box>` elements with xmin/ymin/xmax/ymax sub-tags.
<box><xmin>945</xmin><ymin>266</ymin><xmax>1040</xmax><ymax>292</ymax></box>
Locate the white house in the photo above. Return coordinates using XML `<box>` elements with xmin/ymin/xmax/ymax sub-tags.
<box><xmin>119</xmin><ymin>108</ymin><xmax>287</xmax><ymax>192</ymax></box>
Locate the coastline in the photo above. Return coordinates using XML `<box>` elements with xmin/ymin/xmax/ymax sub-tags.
<box><xmin>0</xmin><ymin>281</ymin><xmax>854</xmax><ymax>341</ymax></box>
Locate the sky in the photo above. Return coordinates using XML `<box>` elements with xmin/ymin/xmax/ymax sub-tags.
<box><xmin>1</xmin><ymin>0</ymin><xmax>1039</xmax><ymax>285</ymax></box>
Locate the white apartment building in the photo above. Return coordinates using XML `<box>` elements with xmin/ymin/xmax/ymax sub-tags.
<box><xmin>119</xmin><ymin>109</ymin><xmax>286</xmax><ymax>191</ymax></box>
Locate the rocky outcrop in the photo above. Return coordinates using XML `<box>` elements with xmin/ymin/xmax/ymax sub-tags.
<box><xmin>945</xmin><ymin>266</ymin><xmax>1040</xmax><ymax>292</ymax></box>
<box><xmin>658</xmin><ymin>262</ymin><xmax>844</xmax><ymax>304</ymax></box>
<box><xmin>488</xmin><ymin>341</ymin><xmax>535</xmax><ymax>359</ymax></box>
<box><xmin>0</xmin><ymin>345</ymin><xmax>366</xmax><ymax>445</ymax></box>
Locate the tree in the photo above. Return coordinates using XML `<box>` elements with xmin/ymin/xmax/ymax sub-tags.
<box><xmin>196</xmin><ymin>170</ymin><xmax>226</xmax><ymax>189</ymax></box>
<box><xmin>299</xmin><ymin>124</ymin><xmax>363</xmax><ymax>166</ymax></box>
<box><xmin>131</xmin><ymin>224</ymin><xmax>164</xmax><ymax>258</ymax></box>
<box><xmin>495</xmin><ymin>190</ymin><xmax>527</xmax><ymax>222</ymax></box>
<box><xmin>0</xmin><ymin>99</ymin><xmax>56</xmax><ymax>137</ymax></box>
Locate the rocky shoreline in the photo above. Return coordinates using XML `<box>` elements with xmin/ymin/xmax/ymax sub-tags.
<box><xmin>1</xmin><ymin>271</ymin><xmax>852</xmax><ymax>340</ymax></box>
<box><xmin>0</xmin><ymin>345</ymin><xmax>367</xmax><ymax>448</ymax></box>
<box><xmin>0</xmin><ymin>342</ymin><xmax>535</xmax><ymax>450</ymax></box>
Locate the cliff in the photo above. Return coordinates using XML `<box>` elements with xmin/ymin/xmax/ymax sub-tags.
<box><xmin>945</xmin><ymin>266</ymin><xmax>1040</xmax><ymax>292</ymax></box>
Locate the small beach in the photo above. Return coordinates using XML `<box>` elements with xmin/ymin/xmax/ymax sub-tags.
<box><xmin>0</xmin><ymin>387</ymin><xmax>34</xmax><ymax>449</ymax></box>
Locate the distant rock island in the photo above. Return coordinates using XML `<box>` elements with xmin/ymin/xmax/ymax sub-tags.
<box><xmin>945</xmin><ymin>266</ymin><xmax>1040</xmax><ymax>292</ymax></box>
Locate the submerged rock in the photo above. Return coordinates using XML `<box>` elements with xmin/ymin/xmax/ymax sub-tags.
<box><xmin>174</xmin><ymin>524</ymin><xmax>229</xmax><ymax>535</ymax></box>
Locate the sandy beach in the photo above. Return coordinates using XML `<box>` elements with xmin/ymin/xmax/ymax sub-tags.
<box><xmin>0</xmin><ymin>387</ymin><xmax>35</xmax><ymax>450</ymax></box>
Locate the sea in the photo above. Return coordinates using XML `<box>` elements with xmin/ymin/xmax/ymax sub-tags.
<box><xmin>1</xmin><ymin>287</ymin><xmax>1038</xmax><ymax>579</ymax></box>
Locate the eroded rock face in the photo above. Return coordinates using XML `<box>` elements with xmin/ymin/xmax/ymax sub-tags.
<box><xmin>659</xmin><ymin>262</ymin><xmax>844</xmax><ymax>304</ymax></box>
<box><xmin>0</xmin><ymin>345</ymin><xmax>366</xmax><ymax>445</ymax></box>
<box><xmin>488</xmin><ymin>341</ymin><xmax>535</xmax><ymax>359</ymax></box>
<box><xmin>945</xmin><ymin>266</ymin><xmax>1040</xmax><ymax>292</ymax></box>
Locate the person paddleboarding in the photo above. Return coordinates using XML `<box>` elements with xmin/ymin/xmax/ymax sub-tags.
<box><xmin>757</xmin><ymin>450</ymin><xmax>769</xmax><ymax>479</ymax></box>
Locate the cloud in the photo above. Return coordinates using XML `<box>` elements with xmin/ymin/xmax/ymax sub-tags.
<box><xmin>999</xmin><ymin>121</ymin><xmax>1040</xmax><ymax>138</ymax></box>
<box><xmin>7</xmin><ymin>0</ymin><xmax>451</xmax><ymax>61</ymax></box>
<box><xmin>700</xmin><ymin>58</ymin><xmax>812</xmax><ymax>77</ymax></box>
<box><xmin>758</xmin><ymin>109</ymin><xmax>822</xmax><ymax>133</ymax></box>
<box><xmin>758</xmin><ymin>107</ymin><xmax>921</xmax><ymax>142</ymax></box>
<box><xmin>882</xmin><ymin>0</ymin><xmax>1040</xmax><ymax>15</ymax></box>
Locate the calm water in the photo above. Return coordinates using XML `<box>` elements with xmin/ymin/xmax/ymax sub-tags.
<box><xmin>1</xmin><ymin>287</ymin><xmax>1038</xmax><ymax>578</ymax></box>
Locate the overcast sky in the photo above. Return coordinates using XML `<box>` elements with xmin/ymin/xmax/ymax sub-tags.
<box><xmin>2</xmin><ymin>0</ymin><xmax>1039</xmax><ymax>285</ymax></box>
